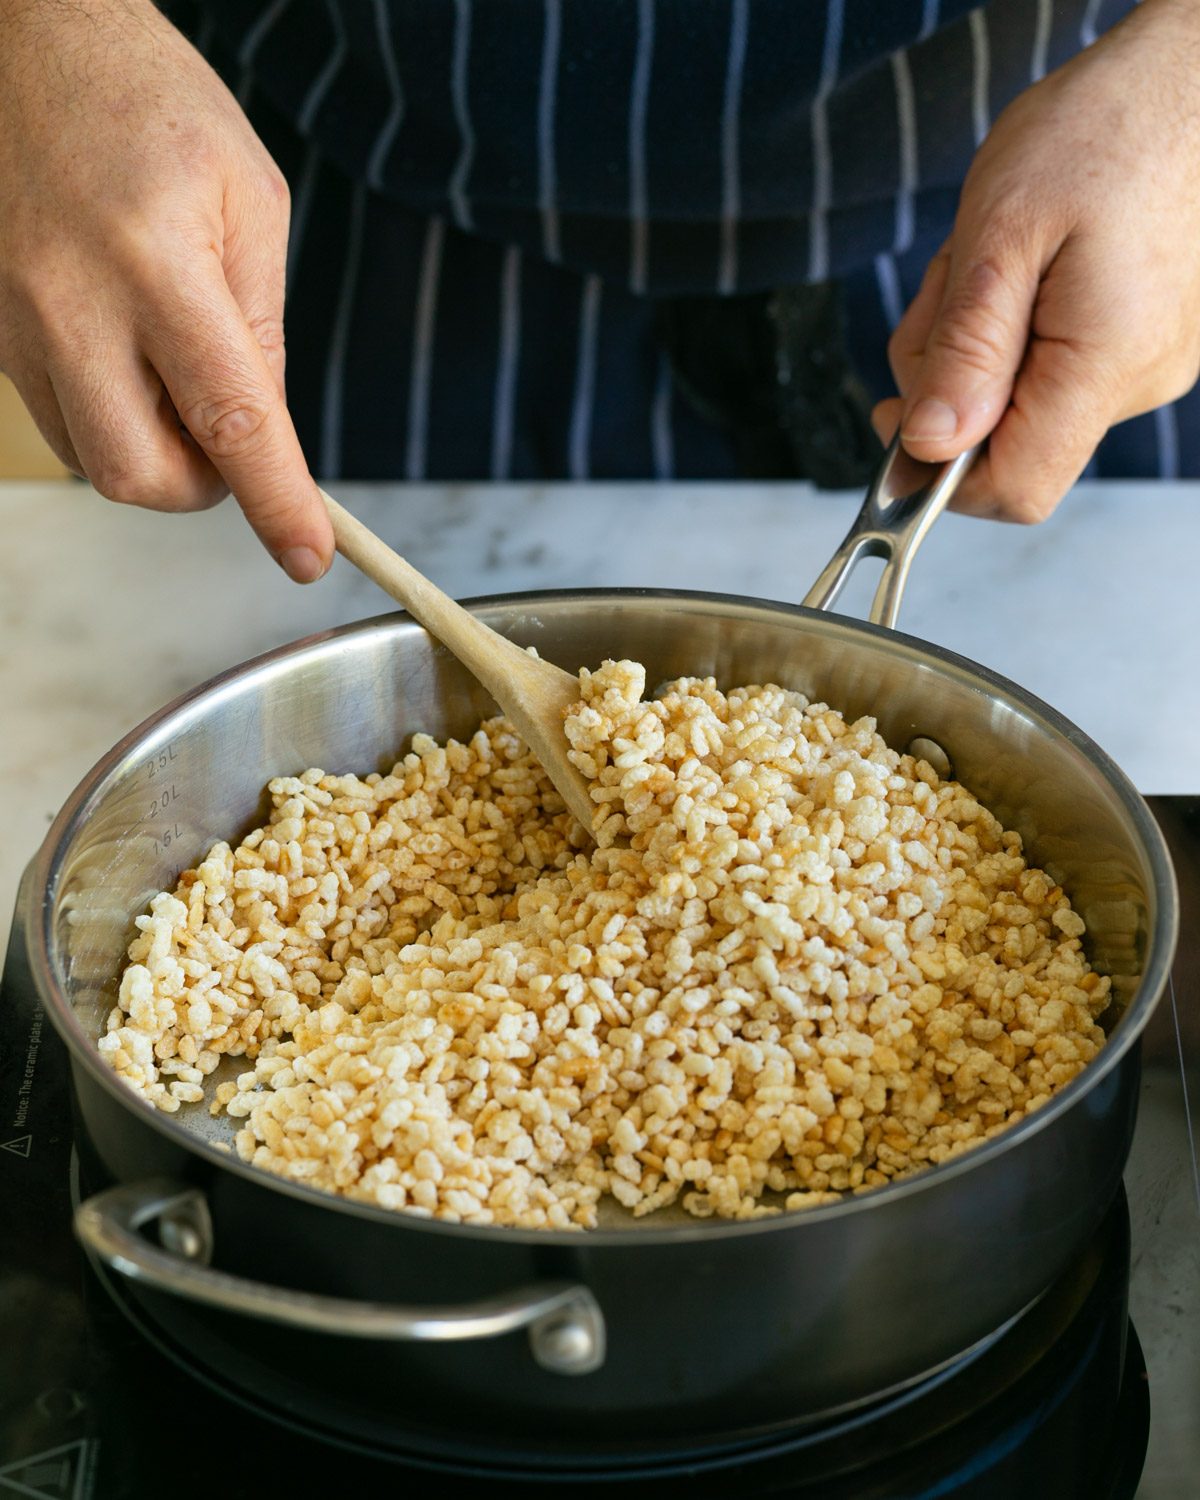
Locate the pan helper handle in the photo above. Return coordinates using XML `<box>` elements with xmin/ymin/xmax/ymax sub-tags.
<box><xmin>75</xmin><ymin>1178</ymin><xmax>605</xmax><ymax>1375</ymax></box>
<box><xmin>802</xmin><ymin>433</ymin><xmax>980</xmax><ymax>629</ymax></box>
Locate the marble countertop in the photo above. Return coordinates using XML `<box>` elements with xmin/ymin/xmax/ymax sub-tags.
<box><xmin>3</xmin><ymin>477</ymin><xmax>1198</xmax><ymax>953</ymax></box>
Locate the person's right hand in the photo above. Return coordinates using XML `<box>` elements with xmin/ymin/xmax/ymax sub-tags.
<box><xmin>0</xmin><ymin>0</ymin><xmax>333</xmax><ymax>581</ymax></box>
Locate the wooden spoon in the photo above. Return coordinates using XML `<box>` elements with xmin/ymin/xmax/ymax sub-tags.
<box><xmin>321</xmin><ymin>493</ymin><xmax>595</xmax><ymax>833</ymax></box>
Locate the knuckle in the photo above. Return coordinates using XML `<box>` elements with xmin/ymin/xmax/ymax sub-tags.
<box><xmin>1000</xmin><ymin>492</ymin><xmax>1056</xmax><ymax>527</ymax></box>
<box><xmin>169</xmin><ymin>476</ymin><xmax>230</xmax><ymax>512</ymax></box>
<box><xmin>931</xmin><ymin>263</ymin><xmax>1016</xmax><ymax>375</ymax></box>
<box><xmin>91</xmin><ymin>464</ymin><xmax>166</xmax><ymax>508</ymax></box>
<box><xmin>110</xmin><ymin>223</ymin><xmax>170</xmax><ymax>290</ymax></box>
<box><xmin>94</xmin><ymin>446</ymin><xmax>227</xmax><ymax>511</ymax></box>
<box><xmin>958</xmin><ymin>167</ymin><xmax>1039</xmax><ymax>241</ymax></box>
<box><xmin>260</xmin><ymin>166</ymin><xmax>291</xmax><ymax>216</ymax></box>
<box><xmin>956</xmin><ymin>253</ymin><xmax>1011</xmax><ymax>311</ymax></box>
<box><xmin>179</xmin><ymin>443</ymin><xmax>232</xmax><ymax>510</ymax></box>
<box><xmin>195</xmin><ymin>475</ymin><xmax>232</xmax><ymax>510</ymax></box>
<box><xmin>1154</xmin><ymin>349</ymin><xmax>1200</xmax><ymax>406</ymax></box>
<box><xmin>111</xmin><ymin>211</ymin><xmax>210</xmax><ymax>287</ymax></box>
<box><xmin>929</xmin><ymin>318</ymin><xmax>1007</xmax><ymax>379</ymax></box>
<box><xmin>988</xmin><ymin>433</ymin><xmax>1090</xmax><ymax>528</ymax></box>
<box><xmin>164</xmin><ymin>125</ymin><xmax>227</xmax><ymax>189</ymax></box>
<box><xmin>979</xmin><ymin>461</ymin><xmax>1059</xmax><ymax>526</ymax></box>
<box><xmin>15</xmin><ymin>274</ymin><xmax>80</xmax><ymax>343</ymax></box>
<box><xmin>248</xmin><ymin>314</ymin><xmax>286</xmax><ymax>362</ymax></box>
<box><xmin>180</xmin><ymin>390</ymin><xmax>274</xmax><ymax>459</ymax></box>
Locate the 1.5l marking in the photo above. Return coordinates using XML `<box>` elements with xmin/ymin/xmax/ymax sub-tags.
<box><xmin>152</xmin><ymin>824</ymin><xmax>184</xmax><ymax>854</ymax></box>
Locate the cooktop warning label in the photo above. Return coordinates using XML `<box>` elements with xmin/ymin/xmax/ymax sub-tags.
<box><xmin>8</xmin><ymin>1008</ymin><xmax>43</xmax><ymax>1136</ymax></box>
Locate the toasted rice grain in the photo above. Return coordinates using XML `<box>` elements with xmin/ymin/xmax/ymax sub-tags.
<box><xmin>99</xmin><ymin>662</ymin><xmax>1109</xmax><ymax>1228</ymax></box>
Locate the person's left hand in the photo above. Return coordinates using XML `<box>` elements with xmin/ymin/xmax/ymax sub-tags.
<box><xmin>874</xmin><ymin>0</ymin><xmax>1200</xmax><ymax>521</ymax></box>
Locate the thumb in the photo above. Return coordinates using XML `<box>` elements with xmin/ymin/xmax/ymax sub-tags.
<box><xmin>142</xmin><ymin>273</ymin><xmax>334</xmax><ymax>581</ymax></box>
<box><xmin>900</xmin><ymin>231</ymin><xmax>1042</xmax><ymax>463</ymax></box>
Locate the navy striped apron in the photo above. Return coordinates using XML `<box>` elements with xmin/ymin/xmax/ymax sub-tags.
<box><xmin>163</xmin><ymin>1</ymin><xmax>1196</xmax><ymax>484</ymax></box>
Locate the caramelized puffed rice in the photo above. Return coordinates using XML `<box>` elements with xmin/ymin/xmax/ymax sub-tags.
<box><xmin>100</xmin><ymin>663</ymin><xmax>1109</xmax><ymax>1229</ymax></box>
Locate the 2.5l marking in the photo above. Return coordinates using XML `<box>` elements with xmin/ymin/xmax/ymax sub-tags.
<box><xmin>145</xmin><ymin>743</ymin><xmax>179</xmax><ymax>780</ymax></box>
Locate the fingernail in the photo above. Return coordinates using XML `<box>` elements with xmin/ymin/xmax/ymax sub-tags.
<box><xmin>278</xmin><ymin>546</ymin><xmax>326</xmax><ymax>583</ymax></box>
<box><xmin>903</xmin><ymin>398</ymin><xmax>958</xmax><ymax>443</ymax></box>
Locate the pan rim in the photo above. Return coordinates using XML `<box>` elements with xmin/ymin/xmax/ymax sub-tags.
<box><xmin>25</xmin><ymin>587</ymin><xmax>1180</xmax><ymax>1247</ymax></box>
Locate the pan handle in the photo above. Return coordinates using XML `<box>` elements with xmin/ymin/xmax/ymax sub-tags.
<box><xmin>75</xmin><ymin>1177</ymin><xmax>605</xmax><ymax>1375</ymax></box>
<box><xmin>801</xmin><ymin>432</ymin><xmax>980</xmax><ymax>629</ymax></box>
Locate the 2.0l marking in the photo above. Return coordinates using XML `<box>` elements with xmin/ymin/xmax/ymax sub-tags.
<box><xmin>148</xmin><ymin>784</ymin><xmax>180</xmax><ymax>819</ymax></box>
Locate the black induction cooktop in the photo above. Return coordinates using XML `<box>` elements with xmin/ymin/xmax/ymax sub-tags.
<box><xmin>2</xmin><ymin>798</ymin><xmax>1197</xmax><ymax>1499</ymax></box>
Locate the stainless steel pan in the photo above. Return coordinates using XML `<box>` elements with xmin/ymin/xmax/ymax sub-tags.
<box><xmin>22</xmin><ymin>442</ymin><xmax>1177</xmax><ymax>1461</ymax></box>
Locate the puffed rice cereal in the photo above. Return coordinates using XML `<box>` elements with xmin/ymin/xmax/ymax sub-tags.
<box><xmin>99</xmin><ymin>662</ymin><xmax>1110</xmax><ymax>1229</ymax></box>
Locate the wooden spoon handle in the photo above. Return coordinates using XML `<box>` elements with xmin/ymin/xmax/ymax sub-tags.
<box><xmin>320</xmin><ymin>492</ymin><xmax>595</xmax><ymax>831</ymax></box>
<box><xmin>322</xmin><ymin>492</ymin><xmax>510</xmax><ymax>670</ymax></box>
